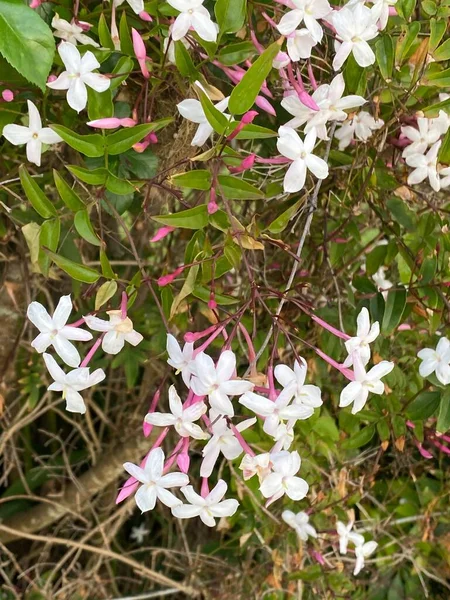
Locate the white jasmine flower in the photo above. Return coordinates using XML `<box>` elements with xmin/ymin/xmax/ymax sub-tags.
<box><xmin>3</xmin><ymin>100</ymin><xmax>62</xmax><ymax>167</ymax></box>
<box><xmin>354</xmin><ymin>540</ymin><xmax>378</xmax><ymax>575</ymax></box>
<box><xmin>172</xmin><ymin>479</ymin><xmax>238</xmax><ymax>527</ymax></box>
<box><xmin>52</xmin><ymin>14</ymin><xmax>99</xmax><ymax>46</ymax></box>
<box><xmin>274</xmin><ymin>359</ymin><xmax>323</xmax><ymax>408</ymax></box>
<box><xmin>401</xmin><ymin>117</ymin><xmax>441</xmax><ymax>158</ymax></box>
<box><xmin>277</xmin><ymin>0</ymin><xmax>331</xmax><ymax>43</ymax></box>
<box><xmin>83</xmin><ymin>310</ymin><xmax>143</xmax><ymax>355</ymax></box>
<box><xmin>259</xmin><ymin>450</ymin><xmax>309</xmax><ymax>506</ymax></box>
<box><xmin>190</xmin><ymin>350</ymin><xmax>254</xmax><ymax>417</ymax></box>
<box><xmin>370</xmin><ymin>0</ymin><xmax>397</xmax><ymax>30</ymax></box>
<box><xmin>343</xmin><ymin>308</ymin><xmax>380</xmax><ymax>367</ymax></box>
<box><xmin>27</xmin><ymin>295</ymin><xmax>93</xmax><ymax>368</ymax></box>
<box><xmin>239</xmin><ymin>390</ymin><xmax>313</xmax><ymax>436</ymax></box>
<box><xmin>167</xmin><ymin>0</ymin><xmax>218</xmax><ymax>42</ymax></box>
<box><xmin>272</xmin><ymin>421</ymin><xmax>295</xmax><ymax>451</ymax></box>
<box><xmin>339</xmin><ymin>352</ymin><xmax>394</xmax><ymax>414</ymax></box>
<box><xmin>114</xmin><ymin>0</ymin><xmax>144</xmax><ymax>15</ymax></box>
<box><xmin>336</xmin><ymin>520</ymin><xmax>364</xmax><ymax>554</ymax></box>
<box><xmin>282</xmin><ymin>510</ymin><xmax>317</xmax><ymax>541</ymax></box>
<box><xmin>282</xmin><ymin>74</ymin><xmax>366</xmax><ymax>140</ymax></box>
<box><xmin>43</xmin><ymin>353</ymin><xmax>105</xmax><ymax>414</ymax></box>
<box><xmin>372</xmin><ymin>266</ymin><xmax>393</xmax><ymax>298</ymax></box>
<box><xmin>144</xmin><ymin>385</ymin><xmax>209</xmax><ymax>439</ymax></box>
<box><xmin>286</xmin><ymin>29</ymin><xmax>317</xmax><ymax>62</ymax></box>
<box><xmin>123</xmin><ymin>447</ymin><xmax>189</xmax><ymax>512</ymax></box>
<box><xmin>166</xmin><ymin>333</ymin><xmax>195</xmax><ymax>387</ymax></box>
<box><xmin>239</xmin><ymin>452</ymin><xmax>272</xmax><ymax>481</ymax></box>
<box><xmin>439</xmin><ymin>165</ymin><xmax>450</xmax><ymax>189</ymax></box>
<box><xmin>406</xmin><ymin>140</ymin><xmax>441</xmax><ymax>192</ymax></box>
<box><xmin>277</xmin><ymin>126</ymin><xmax>329</xmax><ymax>193</ymax></box>
<box><xmin>130</xmin><ymin>523</ymin><xmax>149</xmax><ymax>544</ymax></box>
<box><xmin>335</xmin><ymin>111</ymin><xmax>384</xmax><ymax>149</ymax></box>
<box><xmin>177</xmin><ymin>90</ymin><xmax>230</xmax><ymax>146</ymax></box>
<box><xmin>200</xmin><ymin>415</ymin><xmax>256</xmax><ymax>478</ymax></box>
<box><xmin>47</xmin><ymin>42</ymin><xmax>110</xmax><ymax>113</ymax></box>
<box><xmin>331</xmin><ymin>4</ymin><xmax>379</xmax><ymax>71</ymax></box>
<box><xmin>417</xmin><ymin>338</ymin><xmax>450</xmax><ymax>385</ymax></box>
<box><xmin>163</xmin><ymin>28</ymin><xmax>190</xmax><ymax>64</ymax></box>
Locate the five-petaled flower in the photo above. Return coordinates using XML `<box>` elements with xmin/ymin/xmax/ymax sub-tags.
<box><xmin>3</xmin><ymin>100</ymin><xmax>62</xmax><ymax>167</ymax></box>
<box><xmin>259</xmin><ymin>450</ymin><xmax>309</xmax><ymax>506</ymax></box>
<box><xmin>43</xmin><ymin>353</ymin><xmax>105</xmax><ymax>414</ymax></box>
<box><xmin>83</xmin><ymin>310</ymin><xmax>143</xmax><ymax>355</ymax></box>
<box><xmin>52</xmin><ymin>14</ymin><xmax>99</xmax><ymax>46</ymax></box>
<box><xmin>331</xmin><ymin>3</ymin><xmax>379</xmax><ymax>71</ymax></box>
<box><xmin>343</xmin><ymin>307</ymin><xmax>380</xmax><ymax>367</ymax></box>
<box><xmin>167</xmin><ymin>0</ymin><xmax>218</xmax><ymax>42</ymax></box>
<box><xmin>336</xmin><ymin>519</ymin><xmax>364</xmax><ymax>554</ymax></box>
<box><xmin>406</xmin><ymin>140</ymin><xmax>441</xmax><ymax>192</ymax></box>
<box><xmin>417</xmin><ymin>337</ymin><xmax>450</xmax><ymax>385</ymax></box>
<box><xmin>277</xmin><ymin>0</ymin><xmax>331</xmax><ymax>43</ymax></box>
<box><xmin>354</xmin><ymin>539</ymin><xmax>378</xmax><ymax>575</ymax></box>
<box><xmin>172</xmin><ymin>479</ymin><xmax>238</xmax><ymax>526</ymax></box>
<box><xmin>166</xmin><ymin>334</ymin><xmax>195</xmax><ymax>387</ymax></box>
<box><xmin>27</xmin><ymin>295</ymin><xmax>93</xmax><ymax>368</ymax></box>
<box><xmin>123</xmin><ymin>447</ymin><xmax>189</xmax><ymax>512</ymax></box>
<box><xmin>177</xmin><ymin>88</ymin><xmax>230</xmax><ymax>146</ymax></box>
<box><xmin>274</xmin><ymin>360</ymin><xmax>323</xmax><ymax>408</ymax></box>
<box><xmin>282</xmin><ymin>510</ymin><xmax>317</xmax><ymax>541</ymax></box>
<box><xmin>47</xmin><ymin>42</ymin><xmax>110</xmax><ymax>113</ymax></box>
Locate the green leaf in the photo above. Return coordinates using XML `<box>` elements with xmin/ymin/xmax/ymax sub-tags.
<box><xmin>267</xmin><ymin>199</ymin><xmax>301</xmax><ymax>233</ymax></box>
<box><xmin>98</xmin><ymin>13</ymin><xmax>114</xmax><ymax>50</ymax></box>
<box><xmin>53</xmin><ymin>170</ymin><xmax>85</xmax><ymax>211</ymax></box>
<box><xmin>0</xmin><ymin>0</ymin><xmax>55</xmax><ymax>91</ymax></box>
<box><xmin>192</xmin><ymin>286</ymin><xmax>239</xmax><ymax>305</ymax></box>
<box><xmin>106</xmin><ymin>121</ymin><xmax>172</xmax><ymax>155</ymax></box>
<box><xmin>376</xmin><ymin>36</ymin><xmax>394</xmax><ymax>81</ymax></box>
<box><xmin>422</xmin><ymin>0</ymin><xmax>437</xmax><ymax>16</ymax></box>
<box><xmin>341</xmin><ymin>425</ymin><xmax>376</xmax><ymax>449</ymax></box>
<box><xmin>170</xmin><ymin>170</ymin><xmax>211</xmax><ymax>190</ymax></box>
<box><xmin>22</xmin><ymin>222</ymin><xmax>41</xmax><ymax>267</ymax></box>
<box><xmin>87</xmin><ymin>87</ymin><xmax>113</xmax><ymax>121</ymax></box>
<box><xmin>110</xmin><ymin>56</ymin><xmax>134</xmax><ymax>90</ymax></box>
<box><xmin>217</xmin><ymin>175</ymin><xmax>264</xmax><ymax>199</ymax></box>
<box><xmin>174</xmin><ymin>41</ymin><xmax>198</xmax><ymax>79</ymax></box>
<box><xmin>437</xmin><ymin>390</ymin><xmax>450</xmax><ymax>434</ymax></box>
<box><xmin>217</xmin><ymin>41</ymin><xmax>256</xmax><ymax>66</ymax></box>
<box><xmin>377</xmin><ymin>418</ymin><xmax>390</xmax><ymax>442</ymax></box>
<box><xmin>119</xmin><ymin>10</ymin><xmax>134</xmax><ymax>55</ymax></box>
<box><xmin>397</xmin><ymin>0</ymin><xmax>416</xmax><ymax>19</ymax></box>
<box><xmin>235</xmin><ymin>124</ymin><xmax>277</xmax><ymax>139</ymax></box>
<box><xmin>105</xmin><ymin>172</ymin><xmax>143</xmax><ymax>195</ymax></box>
<box><xmin>197</xmin><ymin>87</ymin><xmax>229</xmax><ymax>135</ymax></box>
<box><xmin>430</xmin><ymin>17</ymin><xmax>446</xmax><ymax>52</ymax></box>
<box><xmin>152</xmin><ymin>205</ymin><xmax>209</xmax><ymax>229</ymax></box>
<box><xmin>67</xmin><ymin>166</ymin><xmax>108</xmax><ymax>185</ymax></box>
<box><xmin>439</xmin><ymin>128</ymin><xmax>450</xmax><ymax>163</ymax></box>
<box><xmin>395</xmin><ymin>22</ymin><xmax>420</xmax><ymax>66</ymax></box>
<box><xmin>119</xmin><ymin>148</ymin><xmax>158</xmax><ymax>179</ymax></box>
<box><xmin>50</xmin><ymin>125</ymin><xmax>104</xmax><ymax>157</ymax></box>
<box><xmin>170</xmin><ymin>265</ymin><xmax>199</xmax><ymax>318</ymax></box>
<box><xmin>19</xmin><ymin>166</ymin><xmax>57</xmax><ymax>218</ymax></box>
<box><xmin>229</xmin><ymin>40</ymin><xmax>280</xmax><ymax>115</ymax></box>
<box><xmin>100</xmin><ymin>248</ymin><xmax>116</xmax><ymax>279</ymax></box>
<box><xmin>43</xmin><ymin>249</ymin><xmax>101</xmax><ymax>283</ymax></box>
<box><xmin>424</xmin><ymin>66</ymin><xmax>450</xmax><ymax>87</ymax></box>
<box><xmin>74</xmin><ymin>209</ymin><xmax>101</xmax><ymax>246</ymax></box>
<box><xmin>95</xmin><ymin>280</ymin><xmax>118</xmax><ymax>310</ymax></box>
<box><xmin>215</xmin><ymin>0</ymin><xmax>246</xmax><ymax>34</ymax></box>
<box><xmin>38</xmin><ymin>217</ymin><xmax>60</xmax><ymax>276</ymax></box>
<box><xmin>386</xmin><ymin>197</ymin><xmax>415</xmax><ymax>230</ymax></box>
<box><xmin>433</xmin><ymin>38</ymin><xmax>450</xmax><ymax>62</ymax></box>
<box><xmin>382</xmin><ymin>287</ymin><xmax>407</xmax><ymax>334</ymax></box>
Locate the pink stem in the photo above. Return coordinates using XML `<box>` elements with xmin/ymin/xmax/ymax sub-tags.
<box><xmin>121</xmin><ymin>292</ymin><xmax>128</xmax><ymax>320</ymax></box>
<box><xmin>229</xmin><ymin>422</ymin><xmax>255</xmax><ymax>456</ymax></box>
<box><xmin>80</xmin><ymin>335</ymin><xmax>104</xmax><ymax>368</ymax></box>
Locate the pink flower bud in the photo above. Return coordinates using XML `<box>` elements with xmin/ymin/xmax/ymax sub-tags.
<box><xmin>132</xmin><ymin>28</ymin><xmax>150</xmax><ymax>79</ymax></box>
<box><xmin>77</xmin><ymin>20</ymin><xmax>92</xmax><ymax>31</ymax></box>
<box><xmin>1</xmin><ymin>89</ymin><xmax>13</xmax><ymax>102</ymax></box>
<box><xmin>150</xmin><ymin>226</ymin><xmax>175</xmax><ymax>243</ymax></box>
<box><xmin>139</xmin><ymin>10</ymin><xmax>153</xmax><ymax>21</ymax></box>
<box><xmin>254</xmin><ymin>95</ymin><xmax>275</xmax><ymax>116</ymax></box>
<box><xmin>177</xmin><ymin>451</ymin><xmax>190</xmax><ymax>473</ymax></box>
<box><xmin>201</xmin><ymin>477</ymin><xmax>210</xmax><ymax>498</ymax></box>
<box><xmin>133</xmin><ymin>140</ymin><xmax>149</xmax><ymax>153</ymax></box>
<box><xmin>87</xmin><ymin>117</ymin><xmax>123</xmax><ymax>129</ymax></box>
<box><xmin>273</xmin><ymin>52</ymin><xmax>290</xmax><ymax>69</ymax></box>
<box><xmin>207</xmin><ymin>188</ymin><xmax>219</xmax><ymax>214</ymax></box>
<box><xmin>208</xmin><ymin>292</ymin><xmax>217</xmax><ymax>310</ymax></box>
<box><xmin>30</xmin><ymin>0</ymin><xmax>42</xmax><ymax>8</ymax></box>
<box><xmin>227</xmin><ymin>111</ymin><xmax>258</xmax><ymax>141</ymax></box>
<box><xmin>120</xmin><ymin>118</ymin><xmax>137</xmax><ymax>127</ymax></box>
<box><xmin>229</xmin><ymin>153</ymin><xmax>256</xmax><ymax>174</ymax></box>
<box><xmin>312</xmin><ymin>551</ymin><xmax>325</xmax><ymax>566</ymax></box>
<box><xmin>47</xmin><ymin>74</ymin><xmax>57</xmax><ymax>83</ymax></box>
<box><xmin>157</xmin><ymin>266</ymin><xmax>184</xmax><ymax>287</ymax></box>
<box><xmin>298</xmin><ymin>90</ymin><xmax>320</xmax><ymax>111</ymax></box>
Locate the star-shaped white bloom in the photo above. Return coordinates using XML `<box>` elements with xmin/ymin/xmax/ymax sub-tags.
<box><xmin>401</xmin><ymin>117</ymin><xmax>441</xmax><ymax>158</ymax></box>
<box><xmin>282</xmin><ymin>74</ymin><xmax>366</xmax><ymax>141</ymax></box>
<box><xmin>27</xmin><ymin>295</ymin><xmax>93</xmax><ymax>368</ymax></box>
<box><xmin>331</xmin><ymin>4</ymin><xmax>379</xmax><ymax>71</ymax></box>
<box><xmin>190</xmin><ymin>350</ymin><xmax>254</xmax><ymax>416</ymax></box>
<box><xmin>417</xmin><ymin>337</ymin><xmax>450</xmax><ymax>385</ymax></box>
<box><xmin>282</xmin><ymin>510</ymin><xmax>317</xmax><ymax>541</ymax></box>
<box><xmin>259</xmin><ymin>450</ymin><xmax>309</xmax><ymax>506</ymax></box>
<box><xmin>3</xmin><ymin>100</ymin><xmax>62</xmax><ymax>167</ymax></box>
<box><xmin>354</xmin><ymin>540</ymin><xmax>378</xmax><ymax>575</ymax></box>
<box><xmin>83</xmin><ymin>310</ymin><xmax>143</xmax><ymax>355</ymax></box>
<box><xmin>200</xmin><ymin>415</ymin><xmax>256</xmax><ymax>477</ymax></box>
<box><xmin>43</xmin><ymin>353</ymin><xmax>105</xmax><ymax>414</ymax></box>
<box><xmin>167</xmin><ymin>0</ymin><xmax>218</xmax><ymax>42</ymax></box>
<box><xmin>335</xmin><ymin>110</ymin><xmax>384</xmax><ymax>149</ymax></box>
<box><xmin>130</xmin><ymin>523</ymin><xmax>149</xmax><ymax>544</ymax></box>
<box><xmin>272</xmin><ymin>421</ymin><xmax>295</xmax><ymax>452</ymax></box>
<box><xmin>343</xmin><ymin>308</ymin><xmax>380</xmax><ymax>367</ymax></box>
<box><xmin>406</xmin><ymin>140</ymin><xmax>441</xmax><ymax>192</ymax></box>
<box><xmin>172</xmin><ymin>479</ymin><xmax>238</xmax><ymax>527</ymax></box>
<box><xmin>277</xmin><ymin>126</ymin><xmax>329</xmax><ymax>193</ymax></box>
<box><xmin>336</xmin><ymin>520</ymin><xmax>364</xmax><ymax>554</ymax></box>
<box><xmin>177</xmin><ymin>89</ymin><xmax>230</xmax><ymax>146</ymax></box>
<box><xmin>114</xmin><ymin>0</ymin><xmax>144</xmax><ymax>15</ymax></box>
<box><xmin>277</xmin><ymin>0</ymin><xmax>331</xmax><ymax>42</ymax></box>
<box><xmin>144</xmin><ymin>385</ymin><xmax>209</xmax><ymax>439</ymax></box>
<box><xmin>274</xmin><ymin>359</ymin><xmax>323</xmax><ymax>408</ymax></box>
<box><xmin>52</xmin><ymin>14</ymin><xmax>99</xmax><ymax>46</ymax></box>
<box><xmin>239</xmin><ymin>390</ymin><xmax>313</xmax><ymax>436</ymax></box>
<box><xmin>166</xmin><ymin>334</ymin><xmax>195</xmax><ymax>387</ymax></box>
<box><xmin>286</xmin><ymin>29</ymin><xmax>317</xmax><ymax>62</ymax></box>
<box><xmin>372</xmin><ymin>266</ymin><xmax>393</xmax><ymax>298</ymax></box>
<box><xmin>47</xmin><ymin>42</ymin><xmax>110</xmax><ymax>113</ymax></box>
<box><xmin>239</xmin><ymin>452</ymin><xmax>272</xmax><ymax>481</ymax></box>
<box><xmin>340</xmin><ymin>353</ymin><xmax>394</xmax><ymax>414</ymax></box>
<box><xmin>370</xmin><ymin>0</ymin><xmax>397</xmax><ymax>30</ymax></box>
<box><xmin>123</xmin><ymin>447</ymin><xmax>189</xmax><ymax>512</ymax></box>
